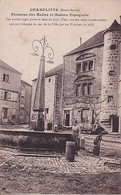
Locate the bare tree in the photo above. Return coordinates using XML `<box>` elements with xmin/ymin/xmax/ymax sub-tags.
<box><xmin>87</xmin><ymin>97</ymin><xmax>103</xmax><ymax>131</ymax></box>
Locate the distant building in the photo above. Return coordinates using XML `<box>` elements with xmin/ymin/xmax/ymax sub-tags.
<box><xmin>63</xmin><ymin>19</ymin><xmax>121</xmax><ymax>133</ymax></box>
<box><xmin>0</xmin><ymin>59</ymin><xmax>21</xmax><ymax>124</ymax></box>
<box><xmin>0</xmin><ymin>59</ymin><xmax>32</xmax><ymax>125</ymax></box>
<box><xmin>31</xmin><ymin>64</ymin><xmax>63</xmax><ymax>129</ymax></box>
<box><xmin>19</xmin><ymin>80</ymin><xmax>32</xmax><ymax>124</ymax></box>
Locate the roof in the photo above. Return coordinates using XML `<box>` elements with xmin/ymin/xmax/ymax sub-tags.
<box><xmin>0</xmin><ymin>59</ymin><xmax>21</xmax><ymax>74</ymax></box>
<box><xmin>103</xmin><ymin>19</ymin><xmax>121</xmax><ymax>35</ymax></box>
<box><xmin>65</xmin><ymin>30</ymin><xmax>104</xmax><ymax>56</ymax></box>
<box><xmin>32</xmin><ymin>64</ymin><xmax>63</xmax><ymax>81</ymax></box>
<box><xmin>21</xmin><ymin>80</ymin><xmax>32</xmax><ymax>87</ymax></box>
<box><xmin>65</xmin><ymin>20</ymin><xmax>121</xmax><ymax>56</ymax></box>
<box><xmin>45</xmin><ymin>64</ymin><xmax>63</xmax><ymax>77</ymax></box>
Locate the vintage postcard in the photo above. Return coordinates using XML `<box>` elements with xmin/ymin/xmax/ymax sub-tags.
<box><xmin>0</xmin><ymin>0</ymin><xmax>121</xmax><ymax>194</ymax></box>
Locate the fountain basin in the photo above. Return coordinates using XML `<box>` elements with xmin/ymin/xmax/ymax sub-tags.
<box><xmin>0</xmin><ymin>130</ymin><xmax>73</xmax><ymax>152</ymax></box>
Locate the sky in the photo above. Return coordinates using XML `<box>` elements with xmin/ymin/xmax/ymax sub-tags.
<box><xmin>0</xmin><ymin>0</ymin><xmax>121</xmax><ymax>84</ymax></box>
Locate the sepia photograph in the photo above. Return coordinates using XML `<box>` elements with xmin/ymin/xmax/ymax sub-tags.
<box><xmin>0</xmin><ymin>0</ymin><xmax>121</xmax><ymax>194</ymax></box>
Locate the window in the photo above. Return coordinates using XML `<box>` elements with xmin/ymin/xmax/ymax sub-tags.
<box><xmin>76</xmin><ymin>63</ymin><xmax>81</xmax><ymax>73</ymax></box>
<box><xmin>7</xmin><ymin>92</ymin><xmax>12</xmax><ymax>100</ymax></box>
<box><xmin>11</xmin><ymin>109</ymin><xmax>16</xmax><ymax>119</ymax></box>
<box><xmin>0</xmin><ymin>89</ymin><xmax>18</xmax><ymax>102</ymax></box>
<box><xmin>11</xmin><ymin>92</ymin><xmax>18</xmax><ymax>102</ymax></box>
<box><xmin>110</xmin><ymin>44</ymin><xmax>116</xmax><ymax>50</ymax></box>
<box><xmin>4</xmin><ymin>91</ymin><xmax>8</xmax><ymax>100</ymax></box>
<box><xmin>89</xmin><ymin>61</ymin><xmax>93</xmax><ymax>70</ymax></box>
<box><xmin>0</xmin><ymin>90</ymin><xmax>4</xmax><ymax>99</ymax></box>
<box><xmin>49</xmin><ymin>78</ymin><xmax>51</xmax><ymax>82</ymax></box>
<box><xmin>76</xmin><ymin>59</ymin><xmax>94</xmax><ymax>73</ymax></box>
<box><xmin>2</xmin><ymin>74</ymin><xmax>10</xmax><ymax>82</ymax></box>
<box><xmin>88</xmin><ymin>83</ymin><xmax>93</xmax><ymax>95</ymax></box>
<box><xmin>45</xmin><ymin>108</ymin><xmax>49</xmax><ymax>120</ymax></box>
<box><xmin>108</xmin><ymin>96</ymin><xmax>113</xmax><ymax>102</ymax></box>
<box><xmin>82</xmin><ymin>83</ymin><xmax>87</xmax><ymax>95</ymax></box>
<box><xmin>2</xmin><ymin>108</ymin><xmax>8</xmax><ymax>119</ymax></box>
<box><xmin>76</xmin><ymin>84</ymin><xmax>81</xmax><ymax>96</ymax></box>
<box><xmin>83</xmin><ymin>61</ymin><xmax>88</xmax><ymax>71</ymax></box>
<box><xmin>64</xmin><ymin>110</ymin><xmax>70</xmax><ymax>126</ymax></box>
<box><xmin>82</xmin><ymin>82</ymin><xmax>93</xmax><ymax>95</ymax></box>
<box><xmin>109</xmin><ymin>70</ymin><xmax>114</xmax><ymax>76</ymax></box>
<box><xmin>46</xmin><ymin>108</ymin><xmax>49</xmax><ymax>114</ymax></box>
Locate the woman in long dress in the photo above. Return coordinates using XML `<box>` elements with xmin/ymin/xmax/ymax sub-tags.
<box><xmin>72</xmin><ymin>120</ymin><xmax>80</xmax><ymax>154</ymax></box>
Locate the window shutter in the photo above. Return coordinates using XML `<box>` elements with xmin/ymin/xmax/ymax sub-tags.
<box><xmin>7</xmin><ymin>92</ymin><xmax>12</xmax><ymax>100</ymax></box>
<box><xmin>1</xmin><ymin>73</ymin><xmax>3</xmax><ymax>81</ymax></box>
<box><xmin>14</xmin><ymin>93</ymin><xmax>18</xmax><ymax>101</ymax></box>
<box><xmin>0</xmin><ymin>90</ymin><xmax>4</xmax><ymax>99</ymax></box>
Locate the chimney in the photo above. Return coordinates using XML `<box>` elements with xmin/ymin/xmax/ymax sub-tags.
<box><xmin>80</xmin><ymin>37</ymin><xmax>82</xmax><ymax>45</ymax></box>
<box><xmin>120</xmin><ymin>16</ymin><xmax>121</xmax><ymax>25</ymax></box>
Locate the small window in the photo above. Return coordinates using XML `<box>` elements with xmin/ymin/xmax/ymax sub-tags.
<box><xmin>2</xmin><ymin>107</ymin><xmax>8</xmax><ymax>119</ymax></box>
<box><xmin>83</xmin><ymin>61</ymin><xmax>88</xmax><ymax>71</ymax></box>
<box><xmin>7</xmin><ymin>92</ymin><xmax>12</xmax><ymax>100</ymax></box>
<box><xmin>0</xmin><ymin>90</ymin><xmax>4</xmax><ymax>99</ymax></box>
<box><xmin>11</xmin><ymin>109</ymin><xmax>16</xmax><ymax>119</ymax></box>
<box><xmin>76</xmin><ymin>63</ymin><xmax>81</xmax><ymax>73</ymax></box>
<box><xmin>88</xmin><ymin>83</ymin><xmax>93</xmax><ymax>95</ymax></box>
<box><xmin>82</xmin><ymin>83</ymin><xmax>87</xmax><ymax>95</ymax></box>
<box><xmin>89</xmin><ymin>61</ymin><xmax>93</xmax><ymax>70</ymax></box>
<box><xmin>4</xmin><ymin>91</ymin><xmax>8</xmax><ymax>100</ymax></box>
<box><xmin>108</xmin><ymin>96</ymin><xmax>113</xmax><ymax>102</ymax></box>
<box><xmin>76</xmin><ymin>84</ymin><xmax>80</xmax><ymax>96</ymax></box>
<box><xmin>49</xmin><ymin>78</ymin><xmax>51</xmax><ymax>82</ymax></box>
<box><xmin>2</xmin><ymin>74</ymin><xmax>9</xmax><ymax>82</ymax></box>
<box><xmin>109</xmin><ymin>70</ymin><xmax>114</xmax><ymax>76</ymax></box>
<box><xmin>46</xmin><ymin>108</ymin><xmax>49</xmax><ymax>114</ymax></box>
<box><xmin>12</xmin><ymin>92</ymin><xmax>18</xmax><ymax>102</ymax></box>
<box><xmin>110</xmin><ymin>44</ymin><xmax>116</xmax><ymax>50</ymax></box>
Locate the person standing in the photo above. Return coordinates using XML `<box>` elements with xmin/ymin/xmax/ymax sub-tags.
<box><xmin>72</xmin><ymin>120</ymin><xmax>80</xmax><ymax>154</ymax></box>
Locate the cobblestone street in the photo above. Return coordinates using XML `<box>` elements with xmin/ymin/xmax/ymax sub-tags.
<box><xmin>0</xmin><ymin>146</ymin><xmax>121</xmax><ymax>194</ymax></box>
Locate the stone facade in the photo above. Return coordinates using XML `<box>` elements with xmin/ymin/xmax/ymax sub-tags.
<box><xmin>63</xmin><ymin>46</ymin><xmax>103</xmax><ymax>127</ymax></box>
<box><xmin>100</xmin><ymin>29</ymin><xmax>121</xmax><ymax>121</ymax></box>
<box><xmin>31</xmin><ymin>64</ymin><xmax>63</xmax><ymax>129</ymax></box>
<box><xmin>63</xmin><ymin>20</ymin><xmax>121</xmax><ymax>133</ymax></box>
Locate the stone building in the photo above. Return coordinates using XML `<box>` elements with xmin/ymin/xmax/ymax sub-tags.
<box><xmin>63</xmin><ymin>19</ymin><xmax>121</xmax><ymax>133</ymax></box>
<box><xmin>31</xmin><ymin>64</ymin><xmax>63</xmax><ymax>129</ymax></box>
<box><xmin>0</xmin><ymin>59</ymin><xmax>21</xmax><ymax>124</ymax></box>
<box><xmin>19</xmin><ymin>80</ymin><xmax>32</xmax><ymax>124</ymax></box>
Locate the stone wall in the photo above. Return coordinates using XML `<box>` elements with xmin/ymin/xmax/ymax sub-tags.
<box><xmin>101</xmin><ymin>30</ymin><xmax>121</xmax><ymax>121</ymax></box>
<box><xmin>31</xmin><ymin>68</ymin><xmax>63</xmax><ymax>129</ymax></box>
<box><xmin>63</xmin><ymin>46</ymin><xmax>104</xmax><ymax>125</ymax></box>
